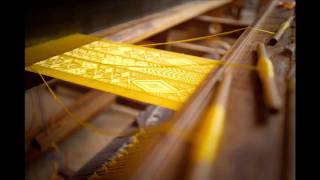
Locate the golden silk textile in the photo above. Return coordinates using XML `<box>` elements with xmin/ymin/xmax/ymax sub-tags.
<box><xmin>26</xmin><ymin>34</ymin><xmax>219</xmax><ymax>110</ymax></box>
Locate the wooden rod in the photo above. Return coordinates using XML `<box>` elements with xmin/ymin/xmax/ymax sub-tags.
<box><xmin>188</xmin><ymin>72</ymin><xmax>232</xmax><ymax>180</ymax></box>
<box><xmin>270</xmin><ymin>16</ymin><xmax>294</xmax><ymax>45</ymax></box>
<box><xmin>31</xmin><ymin>91</ymin><xmax>116</xmax><ymax>153</ymax></box>
<box><xmin>257</xmin><ymin>43</ymin><xmax>281</xmax><ymax>113</ymax></box>
<box><xmin>170</xmin><ymin>42</ymin><xmax>226</xmax><ymax>55</ymax></box>
<box><xmin>196</xmin><ymin>15</ymin><xmax>250</xmax><ymax>26</ymax></box>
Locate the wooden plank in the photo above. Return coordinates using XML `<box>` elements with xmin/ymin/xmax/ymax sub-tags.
<box><xmin>54</xmin><ymin>86</ymin><xmax>84</xmax><ymax>100</ymax></box>
<box><xmin>26</xmin><ymin>105</ymin><xmax>138</xmax><ymax>180</ymax></box>
<box><xmin>212</xmin><ymin>0</ymin><xmax>295</xmax><ymax>179</ymax></box>
<box><xmin>25</xmin><ymin>79</ymin><xmax>74</xmax><ymax>152</ymax></box>
<box><xmin>26</xmin><ymin>90</ymin><xmax>116</xmax><ymax>168</ymax></box>
<box><xmin>70</xmin><ymin>105</ymin><xmax>173</xmax><ymax>180</ymax></box>
<box><xmin>31</xmin><ymin>91</ymin><xmax>116</xmax><ymax>153</ymax></box>
<box><xmin>92</xmin><ymin>0</ymin><xmax>231</xmax><ymax>43</ymax></box>
<box><xmin>196</xmin><ymin>15</ymin><xmax>251</xmax><ymax>26</ymax></box>
<box><xmin>110</xmin><ymin>104</ymin><xmax>140</xmax><ymax>117</ymax></box>
<box><xmin>170</xmin><ymin>42</ymin><xmax>226</xmax><ymax>55</ymax></box>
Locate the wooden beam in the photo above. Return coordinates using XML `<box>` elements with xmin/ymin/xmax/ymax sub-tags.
<box><xmin>213</xmin><ymin>1</ymin><xmax>295</xmax><ymax>179</ymax></box>
<box><xmin>170</xmin><ymin>42</ymin><xmax>226</xmax><ymax>55</ymax></box>
<box><xmin>54</xmin><ymin>86</ymin><xmax>85</xmax><ymax>99</ymax></box>
<box><xmin>92</xmin><ymin>0</ymin><xmax>231</xmax><ymax>43</ymax></box>
<box><xmin>110</xmin><ymin>104</ymin><xmax>141</xmax><ymax>117</ymax></box>
<box><xmin>196</xmin><ymin>15</ymin><xmax>251</xmax><ymax>26</ymax></box>
<box><xmin>30</xmin><ymin>91</ymin><xmax>116</xmax><ymax>154</ymax></box>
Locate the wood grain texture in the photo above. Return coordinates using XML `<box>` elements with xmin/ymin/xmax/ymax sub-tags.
<box><xmin>212</xmin><ymin>1</ymin><xmax>295</xmax><ymax>180</ymax></box>
<box><xmin>170</xmin><ymin>42</ymin><xmax>226</xmax><ymax>55</ymax></box>
<box><xmin>32</xmin><ymin>91</ymin><xmax>116</xmax><ymax>152</ymax></box>
<box><xmin>93</xmin><ymin>0</ymin><xmax>231</xmax><ymax>43</ymax></box>
<box><xmin>127</xmin><ymin>0</ymin><xmax>295</xmax><ymax>179</ymax></box>
<box><xmin>196</xmin><ymin>15</ymin><xmax>251</xmax><ymax>26</ymax></box>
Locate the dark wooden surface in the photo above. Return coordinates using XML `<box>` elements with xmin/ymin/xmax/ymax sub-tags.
<box><xmin>114</xmin><ymin>1</ymin><xmax>295</xmax><ymax>180</ymax></box>
<box><xmin>25</xmin><ymin>0</ymin><xmax>295</xmax><ymax>179</ymax></box>
<box><xmin>70</xmin><ymin>106</ymin><xmax>173</xmax><ymax>180</ymax></box>
<box><xmin>26</xmin><ymin>0</ymin><xmax>197</xmax><ymax>47</ymax></box>
<box><xmin>212</xmin><ymin>1</ymin><xmax>295</xmax><ymax>180</ymax></box>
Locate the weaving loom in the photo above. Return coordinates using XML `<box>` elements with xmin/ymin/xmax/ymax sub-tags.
<box><xmin>25</xmin><ymin>0</ymin><xmax>295</xmax><ymax>180</ymax></box>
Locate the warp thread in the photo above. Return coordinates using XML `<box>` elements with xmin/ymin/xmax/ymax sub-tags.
<box><xmin>140</xmin><ymin>26</ymin><xmax>274</xmax><ymax>47</ymax></box>
<box><xmin>29</xmin><ymin>26</ymin><xmax>275</xmax><ymax>139</ymax></box>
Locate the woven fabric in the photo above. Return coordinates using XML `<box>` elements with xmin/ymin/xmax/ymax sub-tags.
<box><xmin>26</xmin><ymin>35</ymin><xmax>219</xmax><ymax>110</ymax></box>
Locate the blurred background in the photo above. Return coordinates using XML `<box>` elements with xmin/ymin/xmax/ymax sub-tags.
<box><xmin>25</xmin><ymin>0</ymin><xmax>267</xmax><ymax>47</ymax></box>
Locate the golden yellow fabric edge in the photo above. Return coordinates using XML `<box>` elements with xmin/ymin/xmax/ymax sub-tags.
<box><xmin>25</xmin><ymin>34</ymin><xmax>101</xmax><ymax>67</ymax></box>
<box><xmin>25</xmin><ymin>64</ymin><xmax>180</xmax><ymax>111</ymax></box>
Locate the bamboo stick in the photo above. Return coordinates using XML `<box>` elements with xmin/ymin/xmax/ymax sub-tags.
<box><xmin>270</xmin><ymin>16</ymin><xmax>295</xmax><ymax>45</ymax></box>
<box><xmin>188</xmin><ymin>72</ymin><xmax>232</xmax><ymax>180</ymax></box>
<box><xmin>257</xmin><ymin>43</ymin><xmax>281</xmax><ymax>113</ymax></box>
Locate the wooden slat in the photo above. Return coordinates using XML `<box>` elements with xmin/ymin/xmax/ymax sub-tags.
<box><xmin>92</xmin><ymin>0</ymin><xmax>231</xmax><ymax>43</ymax></box>
<box><xmin>196</xmin><ymin>15</ymin><xmax>251</xmax><ymax>26</ymax></box>
<box><xmin>54</xmin><ymin>86</ymin><xmax>84</xmax><ymax>100</ymax></box>
<box><xmin>110</xmin><ymin>104</ymin><xmax>140</xmax><ymax>117</ymax></box>
<box><xmin>212</xmin><ymin>0</ymin><xmax>295</xmax><ymax>179</ymax></box>
<box><xmin>32</xmin><ymin>91</ymin><xmax>116</xmax><ymax>152</ymax></box>
<box><xmin>170</xmin><ymin>42</ymin><xmax>226</xmax><ymax>55</ymax></box>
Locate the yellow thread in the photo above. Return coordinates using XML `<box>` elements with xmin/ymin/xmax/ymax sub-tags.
<box><xmin>257</xmin><ymin>56</ymin><xmax>274</xmax><ymax>79</ymax></box>
<box><xmin>37</xmin><ymin>70</ymin><xmax>138</xmax><ymax>137</ymax></box>
<box><xmin>141</xmin><ymin>26</ymin><xmax>274</xmax><ymax>47</ymax></box>
<box><xmin>37</xmin><ymin>70</ymin><xmax>175</xmax><ymax>138</ymax></box>
<box><xmin>38</xmin><ymin>70</ymin><xmax>226</xmax><ymax>146</ymax></box>
<box><xmin>280</xmin><ymin>21</ymin><xmax>290</xmax><ymax>32</ymax></box>
<box><xmin>37</xmin><ymin>72</ymin><xmax>194</xmax><ymax>139</ymax></box>
<box><xmin>26</xmin><ymin>37</ymin><xmax>258</xmax><ymax>110</ymax></box>
<box><xmin>28</xmin><ymin>57</ymin><xmax>254</xmax><ymax>140</ymax></box>
<box><xmin>27</xmin><ymin>41</ymin><xmax>219</xmax><ymax>110</ymax></box>
<box><xmin>35</xmin><ymin>67</ymin><xmax>241</xmax><ymax>140</ymax></box>
<box><xmin>250</xmin><ymin>27</ymin><xmax>275</xmax><ymax>35</ymax></box>
<box><xmin>194</xmin><ymin>105</ymin><xmax>225</xmax><ymax>163</ymax></box>
<box><xmin>26</xmin><ymin>26</ymin><xmax>274</xmax><ymax>138</ymax></box>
